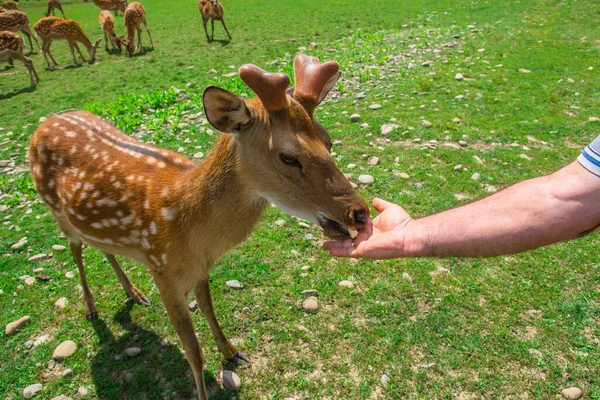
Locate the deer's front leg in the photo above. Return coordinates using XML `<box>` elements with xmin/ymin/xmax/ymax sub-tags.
<box><xmin>194</xmin><ymin>280</ymin><xmax>249</xmax><ymax>364</ymax></box>
<box><xmin>156</xmin><ymin>277</ymin><xmax>209</xmax><ymax>400</ymax></box>
<box><xmin>202</xmin><ymin>16</ymin><xmax>210</xmax><ymax>41</ymax></box>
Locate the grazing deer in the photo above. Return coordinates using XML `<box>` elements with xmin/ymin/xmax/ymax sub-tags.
<box><xmin>198</xmin><ymin>0</ymin><xmax>231</xmax><ymax>42</ymax></box>
<box><xmin>45</xmin><ymin>0</ymin><xmax>65</xmax><ymax>18</ymax></box>
<box><xmin>0</xmin><ymin>31</ymin><xmax>39</xmax><ymax>87</ymax></box>
<box><xmin>93</xmin><ymin>0</ymin><xmax>127</xmax><ymax>16</ymax></box>
<box><xmin>99</xmin><ymin>10</ymin><xmax>123</xmax><ymax>52</ymax></box>
<box><xmin>0</xmin><ymin>1</ymin><xmax>19</xmax><ymax>10</ymax></box>
<box><xmin>36</xmin><ymin>18</ymin><xmax>101</xmax><ymax>67</ymax></box>
<box><xmin>29</xmin><ymin>54</ymin><xmax>369</xmax><ymax>399</ymax></box>
<box><xmin>123</xmin><ymin>2</ymin><xmax>153</xmax><ymax>57</ymax></box>
<box><xmin>0</xmin><ymin>10</ymin><xmax>40</xmax><ymax>52</ymax></box>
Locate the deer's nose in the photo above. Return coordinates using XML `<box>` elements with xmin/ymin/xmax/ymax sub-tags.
<box><xmin>353</xmin><ymin>207</ymin><xmax>369</xmax><ymax>229</ymax></box>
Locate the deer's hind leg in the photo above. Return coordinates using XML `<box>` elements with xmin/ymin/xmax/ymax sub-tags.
<box><xmin>143</xmin><ymin>21</ymin><xmax>153</xmax><ymax>48</ymax></box>
<box><xmin>104</xmin><ymin>253</ymin><xmax>150</xmax><ymax>306</ymax></box>
<box><xmin>220</xmin><ymin>18</ymin><xmax>231</xmax><ymax>39</ymax></box>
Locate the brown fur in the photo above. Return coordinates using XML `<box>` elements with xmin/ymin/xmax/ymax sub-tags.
<box><xmin>99</xmin><ymin>10</ymin><xmax>122</xmax><ymax>52</ymax></box>
<box><xmin>35</xmin><ymin>17</ymin><xmax>101</xmax><ymax>67</ymax></box>
<box><xmin>0</xmin><ymin>30</ymin><xmax>39</xmax><ymax>86</ymax></box>
<box><xmin>197</xmin><ymin>0</ymin><xmax>231</xmax><ymax>41</ymax></box>
<box><xmin>45</xmin><ymin>0</ymin><xmax>65</xmax><ymax>18</ymax></box>
<box><xmin>0</xmin><ymin>10</ymin><xmax>39</xmax><ymax>52</ymax></box>
<box><xmin>29</xmin><ymin>57</ymin><xmax>368</xmax><ymax>400</ymax></box>
<box><xmin>92</xmin><ymin>0</ymin><xmax>127</xmax><ymax>15</ymax></box>
<box><xmin>0</xmin><ymin>1</ymin><xmax>18</xmax><ymax>10</ymax></box>
<box><xmin>123</xmin><ymin>1</ymin><xmax>153</xmax><ymax>57</ymax></box>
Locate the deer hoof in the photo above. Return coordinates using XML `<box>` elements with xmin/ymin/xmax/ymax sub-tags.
<box><xmin>86</xmin><ymin>311</ymin><xmax>99</xmax><ymax>322</ymax></box>
<box><xmin>227</xmin><ymin>352</ymin><xmax>250</xmax><ymax>365</ymax></box>
<box><xmin>131</xmin><ymin>288</ymin><xmax>151</xmax><ymax>306</ymax></box>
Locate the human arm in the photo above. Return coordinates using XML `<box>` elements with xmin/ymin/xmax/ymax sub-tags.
<box><xmin>323</xmin><ymin>160</ymin><xmax>600</xmax><ymax>259</ymax></box>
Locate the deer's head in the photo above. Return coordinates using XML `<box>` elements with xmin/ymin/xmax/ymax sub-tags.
<box><xmin>88</xmin><ymin>38</ymin><xmax>102</xmax><ymax>62</ymax></box>
<box><xmin>203</xmin><ymin>54</ymin><xmax>369</xmax><ymax>239</ymax></box>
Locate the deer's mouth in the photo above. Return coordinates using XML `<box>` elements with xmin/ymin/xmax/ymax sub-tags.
<box><xmin>317</xmin><ymin>213</ymin><xmax>358</xmax><ymax>240</ymax></box>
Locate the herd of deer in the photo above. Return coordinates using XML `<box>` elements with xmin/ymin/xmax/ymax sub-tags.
<box><xmin>0</xmin><ymin>0</ymin><xmax>232</xmax><ymax>87</ymax></box>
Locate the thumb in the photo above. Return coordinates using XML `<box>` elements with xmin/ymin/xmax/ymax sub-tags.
<box><xmin>372</xmin><ymin>197</ymin><xmax>395</xmax><ymax>213</ymax></box>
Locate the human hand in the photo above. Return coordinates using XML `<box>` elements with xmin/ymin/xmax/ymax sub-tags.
<box><xmin>322</xmin><ymin>198</ymin><xmax>415</xmax><ymax>259</ymax></box>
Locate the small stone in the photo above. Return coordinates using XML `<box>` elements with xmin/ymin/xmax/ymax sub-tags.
<box><xmin>368</xmin><ymin>157</ymin><xmax>380</xmax><ymax>166</ymax></box>
<box><xmin>51</xmin><ymin>245</ymin><xmax>66</xmax><ymax>251</ymax></box>
<box><xmin>454</xmin><ymin>73</ymin><xmax>464</xmax><ymax>81</ymax></box>
<box><xmin>11</xmin><ymin>240</ymin><xmax>27</xmax><ymax>250</ymax></box>
<box><xmin>473</xmin><ymin>155</ymin><xmax>484</xmax><ymax>164</ymax></box>
<box><xmin>25</xmin><ymin>340</ymin><xmax>34</xmax><ymax>348</ymax></box>
<box><xmin>302</xmin><ymin>297</ymin><xmax>318</xmax><ymax>311</ymax></box>
<box><xmin>519</xmin><ymin>153</ymin><xmax>532</xmax><ymax>161</ymax></box>
<box><xmin>301</xmin><ymin>289</ymin><xmax>318</xmax><ymax>296</ymax></box>
<box><xmin>274</xmin><ymin>219</ymin><xmax>285</xmax><ymax>227</ymax></box>
<box><xmin>28</xmin><ymin>254</ymin><xmax>48</xmax><ymax>263</ymax></box>
<box><xmin>193</xmin><ymin>152</ymin><xmax>204</xmax><ymax>159</ymax></box>
<box><xmin>33</xmin><ymin>268</ymin><xmax>44</xmax><ymax>273</ymax></box>
<box><xmin>304</xmin><ymin>233</ymin><xmax>314</xmax><ymax>241</ymax></box>
<box><xmin>360</xmin><ymin>123</ymin><xmax>369</xmax><ymax>129</ymax></box>
<box><xmin>458</xmin><ymin>140</ymin><xmax>468</xmax><ymax>147</ymax></box>
<box><xmin>62</xmin><ymin>369</ymin><xmax>74</xmax><ymax>377</ymax></box>
<box><xmin>55</xmin><ymin>297</ymin><xmax>68</xmax><ymax>308</ymax></box>
<box><xmin>24</xmin><ymin>277</ymin><xmax>35</xmax><ymax>286</ymax></box>
<box><xmin>396</xmin><ymin>172</ymin><xmax>410</xmax><ymax>179</ymax></box>
<box><xmin>208</xmin><ymin>68</ymin><xmax>217</xmax><ymax>74</ymax></box>
<box><xmin>77</xmin><ymin>386</ymin><xmax>88</xmax><ymax>396</ymax></box>
<box><xmin>53</xmin><ymin>340</ymin><xmax>77</xmax><ymax>361</ymax></box>
<box><xmin>339</xmin><ymin>280</ymin><xmax>354</xmax><ymax>288</ymax></box>
<box><xmin>23</xmin><ymin>383</ymin><xmax>43</xmax><ymax>398</ymax></box>
<box><xmin>188</xmin><ymin>300</ymin><xmax>197</xmax><ymax>311</ymax></box>
<box><xmin>453</xmin><ymin>117</ymin><xmax>462</xmax><ymax>124</ymax></box>
<box><xmin>5</xmin><ymin>315</ymin><xmax>30</xmax><ymax>335</ymax></box>
<box><xmin>358</xmin><ymin>175</ymin><xmax>374</xmax><ymax>185</ymax></box>
<box><xmin>350</xmin><ymin>114</ymin><xmax>361</xmax><ymax>122</ymax></box>
<box><xmin>347</xmin><ymin>163</ymin><xmax>357</xmax><ymax>169</ymax></box>
<box><xmin>114</xmin><ymin>355</ymin><xmax>122</xmax><ymax>361</ymax></box>
<box><xmin>220</xmin><ymin>370</ymin><xmax>241</xmax><ymax>390</ymax></box>
<box><xmin>421</xmin><ymin>60</ymin><xmax>433</xmax><ymax>67</ymax></box>
<box><xmin>588</xmin><ymin>117</ymin><xmax>600</xmax><ymax>122</ymax></box>
<box><xmin>368</xmin><ymin>103</ymin><xmax>381</xmax><ymax>110</ymax></box>
<box><xmin>125</xmin><ymin>347</ymin><xmax>141</xmax><ymax>357</ymax></box>
<box><xmin>402</xmin><ymin>272</ymin><xmax>413</xmax><ymax>282</ymax></box>
<box><xmin>123</xmin><ymin>372</ymin><xmax>135</xmax><ymax>383</ymax></box>
<box><xmin>561</xmin><ymin>387</ymin><xmax>582</xmax><ymax>399</ymax></box>
<box><xmin>226</xmin><ymin>280</ymin><xmax>243</xmax><ymax>289</ymax></box>
<box><xmin>421</xmin><ymin>120</ymin><xmax>432</xmax><ymax>128</ymax></box>
<box><xmin>222</xmin><ymin>72</ymin><xmax>237</xmax><ymax>78</ymax></box>
<box><xmin>65</xmin><ymin>271</ymin><xmax>75</xmax><ymax>279</ymax></box>
<box><xmin>301</xmin><ymin>265</ymin><xmax>311</xmax><ymax>271</ymax></box>
<box><xmin>454</xmin><ymin>164</ymin><xmax>463</xmax><ymax>171</ymax></box>
<box><xmin>471</xmin><ymin>173</ymin><xmax>481</xmax><ymax>181</ymax></box>
<box><xmin>381</xmin><ymin>374</ymin><xmax>390</xmax><ymax>386</ymax></box>
<box><xmin>381</xmin><ymin>124</ymin><xmax>395</xmax><ymax>135</ymax></box>
<box><xmin>298</xmin><ymin>222</ymin><xmax>310</xmax><ymax>228</ymax></box>
<box><xmin>519</xmin><ymin>68</ymin><xmax>531</xmax><ymax>73</ymax></box>
<box><xmin>309</xmin><ymin>42</ymin><xmax>317</xmax><ymax>49</ymax></box>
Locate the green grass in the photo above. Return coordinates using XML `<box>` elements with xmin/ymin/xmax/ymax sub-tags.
<box><xmin>2</xmin><ymin>0</ymin><xmax>600</xmax><ymax>398</ymax></box>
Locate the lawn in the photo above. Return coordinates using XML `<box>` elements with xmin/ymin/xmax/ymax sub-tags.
<box><xmin>1</xmin><ymin>0</ymin><xmax>600</xmax><ymax>398</ymax></box>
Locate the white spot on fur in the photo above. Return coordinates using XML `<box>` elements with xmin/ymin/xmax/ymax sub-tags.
<box><xmin>161</xmin><ymin>208</ymin><xmax>175</xmax><ymax>221</ymax></box>
<box><xmin>96</xmin><ymin>198</ymin><xmax>117</xmax><ymax>207</ymax></box>
<box><xmin>149</xmin><ymin>221</ymin><xmax>157</xmax><ymax>235</ymax></box>
<box><xmin>141</xmin><ymin>238</ymin><xmax>151</xmax><ymax>250</ymax></box>
<box><xmin>91</xmin><ymin>222</ymin><xmax>103</xmax><ymax>229</ymax></box>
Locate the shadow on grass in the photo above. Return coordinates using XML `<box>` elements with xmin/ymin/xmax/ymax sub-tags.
<box><xmin>207</xmin><ymin>39</ymin><xmax>231</xmax><ymax>47</ymax></box>
<box><xmin>90</xmin><ymin>302</ymin><xmax>237</xmax><ymax>399</ymax></box>
<box><xmin>0</xmin><ymin>85</ymin><xmax>36</xmax><ymax>100</ymax></box>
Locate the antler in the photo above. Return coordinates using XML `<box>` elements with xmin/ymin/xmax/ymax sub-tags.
<box><xmin>238</xmin><ymin>64</ymin><xmax>290</xmax><ymax>112</ymax></box>
<box><xmin>293</xmin><ymin>54</ymin><xmax>341</xmax><ymax>115</ymax></box>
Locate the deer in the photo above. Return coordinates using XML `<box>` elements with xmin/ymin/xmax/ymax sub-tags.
<box><xmin>0</xmin><ymin>10</ymin><xmax>40</xmax><ymax>52</ymax></box>
<box><xmin>35</xmin><ymin>17</ymin><xmax>101</xmax><ymax>67</ymax></box>
<box><xmin>0</xmin><ymin>30</ymin><xmax>39</xmax><ymax>87</ymax></box>
<box><xmin>123</xmin><ymin>1</ymin><xmax>153</xmax><ymax>57</ymax></box>
<box><xmin>0</xmin><ymin>1</ymin><xmax>19</xmax><ymax>10</ymax></box>
<box><xmin>93</xmin><ymin>0</ymin><xmax>127</xmax><ymax>16</ymax></box>
<box><xmin>99</xmin><ymin>10</ymin><xmax>124</xmax><ymax>52</ymax></box>
<box><xmin>29</xmin><ymin>54</ymin><xmax>369</xmax><ymax>399</ymax></box>
<box><xmin>198</xmin><ymin>0</ymin><xmax>231</xmax><ymax>42</ymax></box>
<box><xmin>45</xmin><ymin>0</ymin><xmax>65</xmax><ymax>18</ymax></box>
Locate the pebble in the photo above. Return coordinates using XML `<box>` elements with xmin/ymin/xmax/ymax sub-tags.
<box><xmin>33</xmin><ymin>268</ymin><xmax>44</xmax><ymax>273</ymax></box>
<box><xmin>28</xmin><ymin>254</ymin><xmax>48</xmax><ymax>263</ymax></box>
<box><xmin>368</xmin><ymin>157</ymin><xmax>380</xmax><ymax>166</ymax></box>
<box><xmin>458</xmin><ymin>140</ymin><xmax>468</xmax><ymax>147</ymax></box>
<box><xmin>396</xmin><ymin>172</ymin><xmax>410</xmax><ymax>179</ymax></box>
<box><xmin>5</xmin><ymin>315</ymin><xmax>30</xmax><ymax>335</ymax></box>
<box><xmin>125</xmin><ymin>347</ymin><xmax>141</xmax><ymax>357</ymax></box>
<box><xmin>473</xmin><ymin>155</ymin><xmax>484</xmax><ymax>164</ymax></box>
<box><xmin>62</xmin><ymin>369</ymin><xmax>74</xmax><ymax>377</ymax></box>
<box><xmin>188</xmin><ymin>300</ymin><xmax>198</xmax><ymax>311</ymax></box>
<box><xmin>589</xmin><ymin>117</ymin><xmax>600</xmax><ymax>122</ymax></box>
<box><xmin>65</xmin><ymin>271</ymin><xmax>75</xmax><ymax>279</ymax></box>
<box><xmin>11</xmin><ymin>240</ymin><xmax>27</xmax><ymax>250</ymax></box>
<box><xmin>193</xmin><ymin>152</ymin><xmax>204</xmax><ymax>159</ymax></box>
<box><xmin>519</xmin><ymin>153</ymin><xmax>532</xmax><ymax>161</ymax></box>
<box><xmin>298</xmin><ymin>222</ymin><xmax>310</xmax><ymax>228</ymax></box>
<box><xmin>368</xmin><ymin>104</ymin><xmax>381</xmax><ymax>110</ymax></box>
<box><xmin>304</xmin><ymin>234</ymin><xmax>314</xmax><ymax>240</ymax></box>
<box><xmin>454</xmin><ymin>164</ymin><xmax>463</xmax><ymax>171</ymax></box>
<box><xmin>453</xmin><ymin>117</ymin><xmax>462</xmax><ymax>123</ymax></box>
<box><xmin>421</xmin><ymin>60</ymin><xmax>433</xmax><ymax>67</ymax></box>
<box><xmin>381</xmin><ymin>374</ymin><xmax>390</xmax><ymax>386</ymax></box>
<box><xmin>347</xmin><ymin>163</ymin><xmax>356</xmax><ymax>169</ymax></box>
<box><xmin>23</xmin><ymin>383</ymin><xmax>43</xmax><ymax>398</ymax></box>
<box><xmin>55</xmin><ymin>297</ymin><xmax>68</xmax><ymax>308</ymax></box>
<box><xmin>350</xmin><ymin>114</ymin><xmax>361</xmax><ymax>122</ymax></box>
<box><xmin>454</xmin><ymin>73</ymin><xmax>464</xmax><ymax>81</ymax></box>
<box><xmin>358</xmin><ymin>175</ymin><xmax>374</xmax><ymax>185</ymax></box>
<box><xmin>380</xmin><ymin>124</ymin><xmax>395</xmax><ymax>135</ymax></box>
<box><xmin>421</xmin><ymin>120</ymin><xmax>432</xmax><ymax>128</ymax></box>
<box><xmin>301</xmin><ymin>265</ymin><xmax>311</xmax><ymax>271</ymax></box>
<box><xmin>77</xmin><ymin>387</ymin><xmax>88</xmax><ymax>396</ymax></box>
<box><xmin>471</xmin><ymin>173</ymin><xmax>481</xmax><ymax>181</ymax></box>
<box><xmin>24</xmin><ymin>277</ymin><xmax>36</xmax><ymax>286</ymax></box>
<box><xmin>301</xmin><ymin>289</ymin><xmax>318</xmax><ymax>296</ymax></box>
<box><xmin>123</xmin><ymin>372</ymin><xmax>135</xmax><ymax>383</ymax></box>
<box><xmin>274</xmin><ymin>219</ymin><xmax>285</xmax><ymax>227</ymax></box>
<box><xmin>561</xmin><ymin>387</ymin><xmax>582</xmax><ymax>399</ymax></box>
<box><xmin>519</xmin><ymin>68</ymin><xmax>531</xmax><ymax>73</ymax></box>
<box><xmin>51</xmin><ymin>245</ymin><xmax>66</xmax><ymax>251</ymax></box>
<box><xmin>302</xmin><ymin>297</ymin><xmax>318</xmax><ymax>311</ymax></box>
<box><xmin>226</xmin><ymin>280</ymin><xmax>243</xmax><ymax>289</ymax></box>
<box><xmin>339</xmin><ymin>280</ymin><xmax>355</xmax><ymax>288</ymax></box>
<box><xmin>53</xmin><ymin>340</ymin><xmax>77</xmax><ymax>361</ymax></box>
<box><xmin>360</xmin><ymin>123</ymin><xmax>369</xmax><ymax>129</ymax></box>
<box><xmin>220</xmin><ymin>370</ymin><xmax>241</xmax><ymax>390</ymax></box>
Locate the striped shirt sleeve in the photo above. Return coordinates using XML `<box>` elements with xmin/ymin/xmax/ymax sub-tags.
<box><xmin>577</xmin><ymin>135</ymin><xmax>600</xmax><ymax>177</ymax></box>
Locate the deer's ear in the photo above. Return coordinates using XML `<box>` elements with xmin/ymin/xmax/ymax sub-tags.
<box><xmin>203</xmin><ymin>86</ymin><xmax>251</xmax><ymax>134</ymax></box>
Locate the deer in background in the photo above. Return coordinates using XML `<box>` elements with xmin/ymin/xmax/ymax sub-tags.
<box><xmin>0</xmin><ymin>1</ymin><xmax>19</xmax><ymax>10</ymax></box>
<box><xmin>29</xmin><ymin>54</ymin><xmax>369</xmax><ymax>399</ymax></box>
<box><xmin>0</xmin><ymin>10</ymin><xmax>40</xmax><ymax>52</ymax></box>
<box><xmin>45</xmin><ymin>0</ymin><xmax>65</xmax><ymax>18</ymax></box>
<box><xmin>99</xmin><ymin>10</ymin><xmax>124</xmax><ymax>52</ymax></box>
<box><xmin>0</xmin><ymin>31</ymin><xmax>39</xmax><ymax>87</ymax></box>
<box><xmin>198</xmin><ymin>0</ymin><xmax>231</xmax><ymax>42</ymax></box>
<box><xmin>35</xmin><ymin>17</ymin><xmax>101</xmax><ymax>67</ymax></box>
<box><xmin>123</xmin><ymin>1</ymin><xmax>153</xmax><ymax>57</ymax></box>
<box><xmin>93</xmin><ymin>0</ymin><xmax>127</xmax><ymax>16</ymax></box>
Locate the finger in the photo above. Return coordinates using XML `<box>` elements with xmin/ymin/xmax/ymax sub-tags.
<box><xmin>322</xmin><ymin>238</ymin><xmax>354</xmax><ymax>250</ymax></box>
<box><xmin>327</xmin><ymin>246</ymin><xmax>358</xmax><ymax>258</ymax></box>
<box><xmin>372</xmin><ymin>197</ymin><xmax>395</xmax><ymax>213</ymax></box>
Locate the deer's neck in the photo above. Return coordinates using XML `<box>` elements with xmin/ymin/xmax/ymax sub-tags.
<box><xmin>78</xmin><ymin>33</ymin><xmax>92</xmax><ymax>49</ymax></box>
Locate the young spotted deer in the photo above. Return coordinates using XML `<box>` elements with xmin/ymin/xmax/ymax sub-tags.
<box><xmin>0</xmin><ymin>31</ymin><xmax>39</xmax><ymax>87</ymax></box>
<box><xmin>45</xmin><ymin>0</ymin><xmax>65</xmax><ymax>18</ymax></box>
<box><xmin>29</xmin><ymin>54</ymin><xmax>369</xmax><ymax>399</ymax></box>
<box><xmin>92</xmin><ymin>0</ymin><xmax>127</xmax><ymax>16</ymax></box>
<box><xmin>37</xmin><ymin>18</ymin><xmax>101</xmax><ymax>67</ymax></box>
<box><xmin>198</xmin><ymin>0</ymin><xmax>231</xmax><ymax>42</ymax></box>
<box><xmin>0</xmin><ymin>10</ymin><xmax>40</xmax><ymax>52</ymax></box>
<box><xmin>123</xmin><ymin>2</ymin><xmax>153</xmax><ymax>56</ymax></box>
<box><xmin>0</xmin><ymin>1</ymin><xmax>19</xmax><ymax>10</ymax></box>
<box><xmin>99</xmin><ymin>10</ymin><xmax>123</xmax><ymax>52</ymax></box>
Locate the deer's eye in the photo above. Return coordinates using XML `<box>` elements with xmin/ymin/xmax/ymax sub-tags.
<box><xmin>279</xmin><ymin>153</ymin><xmax>302</xmax><ymax>168</ymax></box>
